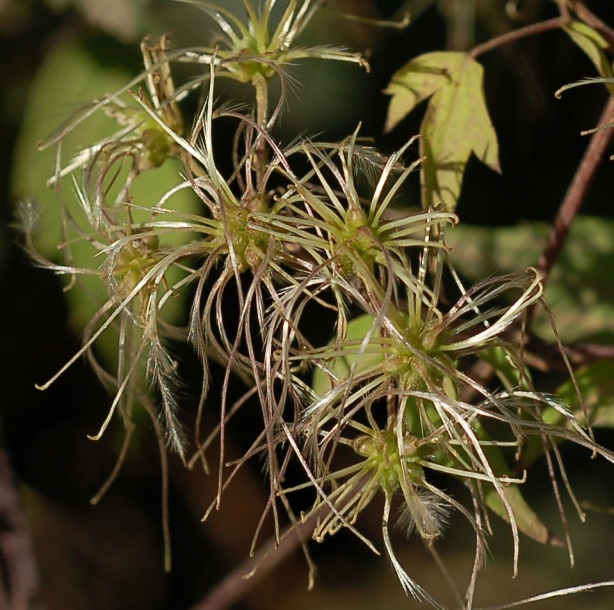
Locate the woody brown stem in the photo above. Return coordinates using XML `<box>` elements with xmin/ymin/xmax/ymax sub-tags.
<box><xmin>0</xmin><ymin>442</ymin><xmax>46</xmax><ymax>610</ymax></box>
<box><xmin>190</xmin><ymin>514</ymin><xmax>318</xmax><ymax>610</ymax></box>
<box><xmin>536</xmin><ymin>95</ymin><xmax>614</xmax><ymax>284</ymax></box>
<box><xmin>470</xmin><ymin>17</ymin><xmax>567</xmax><ymax>58</ymax></box>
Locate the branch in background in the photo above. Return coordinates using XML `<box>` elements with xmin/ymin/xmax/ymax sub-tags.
<box><xmin>190</xmin><ymin>470</ymin><xmax>373</xmax><ymax>610</ymax></box>
<box><xmin>536</xmin><ymin>95</ymin><xmax>614</xmax><ymax>285</ymax></box>
<box><xmin>469</xmin><ymin>0</ymin><xmax>614</xmax><ymax>60</ymax></box>
<box><xmin>190</xmin><ymin>513</ymin><xmax>318</xmax><ymax>610</ymax></box>
<box><xmin>0</xmin><ymin>439</ymin><xmax>46</xmax><ymax>610</ymax></box>
<box><xmin>469</xmin><ymin>17</ymin><xmax>566</xmax><ymax>59</ymax></box>
<box><xmin>528</xmin><ymin>337</ymin><xmax>614</xmax><ymax>369</ymax></box>
<box><xmin>466</xmin><ymin>1</ymin><xmax>614</xmax><ymax>297</ymax></box>
<box><xmin>572</xmin><ymin>1</ymin><xmax>614</xmax><ymax>52</ymax></box>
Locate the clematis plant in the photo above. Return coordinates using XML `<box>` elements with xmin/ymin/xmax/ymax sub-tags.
<box><xmin>19</xmin><ymin>0</ymin><xmax>614</xmax><ymax>607</ymax></box>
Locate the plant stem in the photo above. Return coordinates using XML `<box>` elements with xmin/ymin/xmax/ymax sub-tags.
<box><xmin>572</xmin><ymin>2</ymin><xmax>614</xmax><ymax>52</ymax></box>
<box><xmin>190</xmin><ymin>514</ymin><xmax>319</xmax><ymax>610</ymax></box>
<box><xmin>252</xmin><ymin>73</ymin><xmax>270</xmax><ymax>186</ymax></box>
<box><xmin>470</xmin><ymin>17</ymin><xmax>566</xmax><ymax>59</ymax></box>
<box><xmin>0</xmin><ymin>440</ymin><xmax>46</xmax><ymax>610</ymax></box>
<box><xmin>536</xmin><ymin>95</ymin><xmax>614</xmax><ymax>284</ymax></box>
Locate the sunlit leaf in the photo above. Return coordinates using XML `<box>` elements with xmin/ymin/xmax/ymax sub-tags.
<box><xmin>384</xmin><ymin>52</ymin><xmax>468</xmax><ymax>133</ymax></box>
<box><xmin>420</xmin><ymin>56</ymin><xmax>500</xmax><ymax>211</ymax></box>
<box><xmin>385</xmin><ymin>51</ymin><xmax>499</xmax><ymax>211</ymax></box>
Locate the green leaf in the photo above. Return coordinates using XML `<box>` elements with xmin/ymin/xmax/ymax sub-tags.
<box><xmin>384</xmin><ymin>52</ymin><xmax>468</xmax><ymax>133</ymax></box>
<box><xmin>564</xmin><ymin>21</ymin><xmax>614</xmax><ymax>85</ymax></box>
<box><xmin>311</xmin><ymin>314</ymin><xmax>383</xmax><ymax>396</ymax></box>
<box><xmin>557</xmin><ymin>360</ymin><xmax>614</xmax><ymax>428</ymax></box>
<box><xmin>420</xmin><ymin>56</ymin><xmax>500</xmax><ymax>211</ymax></box>
<box><xmin>474</xmin><ymin>423</ymin><xmax>554</xmax><ymax>545</ymax></box>
<box><xmin>11</xmin><ymin>39</ymin><xmax>199</xmax><ymax>365</ymax></box>
<box><xmin>385</xmin><ymin>52</ymin><xmax>499</xmax><ymax>211</ymax></box>
<box><xmin>447</xmin><ymin>222</ymin><xmax>546</xmax><ymax>283</ymax></box>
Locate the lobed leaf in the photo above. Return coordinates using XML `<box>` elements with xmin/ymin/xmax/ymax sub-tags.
<box><xmin>385</xmin><ymin>51</ymin><xmax>500</xmax><ymax>211</ymax></box>
<box><xmin>384</xmin><ymin>51</ymin><xmax>468</xmax><ymax>133</ymax></box>
<box><xmin>420</xmin><ymin>56</ymin><xmax>500</xmax><ymax>211</ymax></box>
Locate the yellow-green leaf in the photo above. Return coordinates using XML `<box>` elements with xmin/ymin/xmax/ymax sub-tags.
<box><xmin>564</xmin><ymin>21</ymin><xmax>614</xmax><ymax>87</ymax></box>
<box><xmin>384</xmin><ymin>52</ymin><xmax>499</xmax><ymax>211</ymax></box>
<box><xmin>420</xmin><ymin>56</ymin><xmax>500</xmax><ymax>211</ymax></box>
<box><xmin>311</xmin><ymin>314</ymin><xmax>383</xmax><ymax>396</ymax></box>
<box><xmin>475</xmin><ymin>426</ymin><xmax>555</xmax><ymax>545</ymax></box>
<box><xmin>384</xmin><ymin>51</ymin><xmax>468</xmax><ymax>133</ymax></box>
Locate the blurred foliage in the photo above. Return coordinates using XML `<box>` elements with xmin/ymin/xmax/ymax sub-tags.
<box><xmin>12</xmin><ymin>38</ymin><xmax>200</xmax><ymax>360</ymax></box>
<box><xmin>558</xmin><ymin>359</ymin><xmax>614</xmax><ymax>427</ymax></box>
<box><xmin>448</xmin><ymin>216</ymin><xmax>614</xmax><ymax>343</ymax></box>
<box><xmin>44</xmin><ymin>0</ymin><xmax>152</xmax><ymax>41</ymax></box>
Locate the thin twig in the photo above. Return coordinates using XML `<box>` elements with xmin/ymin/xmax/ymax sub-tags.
<box><xmin>572</xmin><ymin>1</ymin><xmax>614</xmax><ymax>52</ymax></box>
<box><xmin>470</xmin><ymin>17</ymin><xmax>566</xmax><ymax>59</ymax></box>
<box><xmin>482</xmin><ymin>0</ymin><xmax>614</xmax><ymax>58</ymax></box>
<box><xmin>528</xmin><ymin>337</ymin><xmax>614</xmax><ymax>368</ymax></box>
<box><xmin>536</xmin><ymin>95</ymin><xmax>614</xmax><ymax>284</ymax></box>
<box><xmin>189</xmin><ymin>512</ymin><xmax>319</xmax><ymax>610</ymax></box>
<box><xmin>190</xmin><ymin>470</ymin><xmax>375</xmax><ymax>610</ymax></box>
<box><xmin>0</xmin><ymin>441</ymin><xmax>46</xmax><ymax>610</ymax></box>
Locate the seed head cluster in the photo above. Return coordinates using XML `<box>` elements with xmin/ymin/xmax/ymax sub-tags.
<box><xmin>20</xmin><ymin>1</ymin><xmax>614</xmax><ymax>606</ymax></box>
